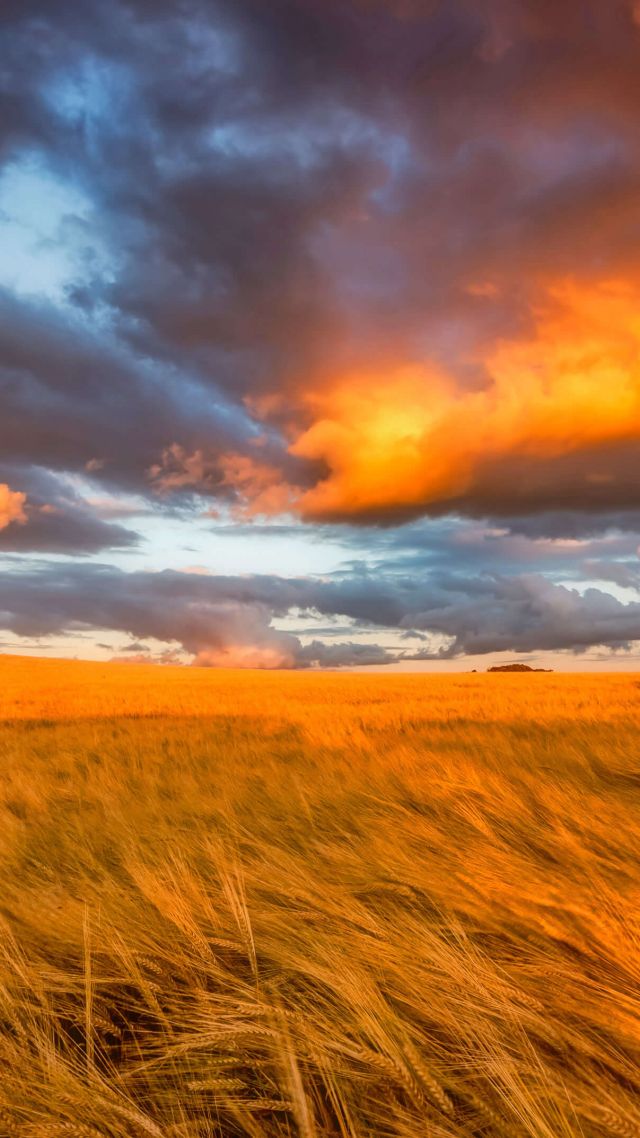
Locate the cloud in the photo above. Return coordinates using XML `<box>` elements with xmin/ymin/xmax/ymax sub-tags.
<box><xmin>2</xmin><ymin>0</ymin><xmax>640</xmax><ymax>533</ymax></box>
<box><xmin>402</xmin><ymin>573</ymin><xmax>640</xmax><ymax>657</ymax></box>
<box><xmin>0</xmin><ymin>289</ymin><xmax>256</xmax><ymax>501</ymax></box>
<box><xmin>297</xmin><ymin>640</ymin><xmax>395</xmax><ymax>668</ymax></box>
<box><xmin>0</xmin><ymin>484</ymin><xmax>26</xmax><ymax>531</ymax></box>
<box><xmin>285</xmin><ymin>280</ymin><xmax>640</xmax><ymax>521</ymax></box>
<box><xmin>217</xmin><ymin>453</ymin><xmax>300</xmax><ymax>518</ymax></box>
<box><xmin>0</xmin><ymin>560</ymin><xmax>639</xmax><ymax>667</ymax></box>
<box><xmin>0</xmin><ymin>466</ymin><xmax>138</xmax><ymax>553</ymax></box>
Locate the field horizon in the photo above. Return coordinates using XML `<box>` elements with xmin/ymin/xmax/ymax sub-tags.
<box><xmin>1</xmin><ymin>657</ymin><xmax>639</xmax><ymax>1137</ymax></box>
<box><xmin>1</xmin><ymin>651</ymin><xmax>638</xmax><ymax>717</ymax></box>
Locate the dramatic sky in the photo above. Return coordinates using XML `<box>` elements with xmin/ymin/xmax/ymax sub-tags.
<box><xmin>2</xmin><ymin>0</ymin><xmax>640</xmax><ymax>670</ymax></box>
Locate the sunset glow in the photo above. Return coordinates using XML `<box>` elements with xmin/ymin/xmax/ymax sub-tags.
<box><xmin>292</xmin><ymin>280</ymin><xmax>640</xmax><ymax>520</ymax></box>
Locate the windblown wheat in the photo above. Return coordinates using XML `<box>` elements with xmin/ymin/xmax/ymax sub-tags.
<box><xmin>0</xmin><ymin>656</ymin><xmax>639</xmax><ymax>1136</ymax></box>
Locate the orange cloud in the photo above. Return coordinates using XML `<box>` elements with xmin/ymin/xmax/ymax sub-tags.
<box><xmin>290</xmin><ymin>279</ymin><xmax>640</xmax><ymax>520</ymax></box>
<box><xmin>148</xmin><ymin>444</ymin><xmax>214</xmax><ymax>493</ymax></box>
<box><xmin>219</xmin><ymin>453</ymin><xmax>298</xmax><ymax>518</ymax></box>
<box><xmin>149</xmin><ymin>446</ymin><xmax>297</xmax><ymax>517</ymax></box>
<box><xmin>0</xmin><ymin>484</ymin><xmax>27</xmax><ymax>531</ymax></box>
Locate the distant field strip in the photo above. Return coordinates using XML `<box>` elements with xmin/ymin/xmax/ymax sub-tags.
<box><xmin>0</xmin><ymin>658</ymin><xmax>639</xmax><ymax>1137</ymax></box>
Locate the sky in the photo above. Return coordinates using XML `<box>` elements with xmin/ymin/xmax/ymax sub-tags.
<box><xmin>1</xmin><ymin>0</ymin><xmax>640</xmax><ymax>671</ymax></box>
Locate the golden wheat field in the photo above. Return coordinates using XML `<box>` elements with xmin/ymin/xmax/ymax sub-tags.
<box><xmin>1</xmin><ymin>656</ymin><xmax>640</xmax><ymax>1138</ymax></box>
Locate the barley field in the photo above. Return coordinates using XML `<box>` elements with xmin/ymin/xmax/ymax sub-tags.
<box><xmin>0</xmin><ymin>656</ymin><xmax>639</xmax><ymax>1138</ymax></box>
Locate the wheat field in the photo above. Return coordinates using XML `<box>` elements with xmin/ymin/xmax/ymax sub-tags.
<box><xmin>0</xmin><ymin>656</ymin><xmax>639</xmax><ymax>1138</ymax></box>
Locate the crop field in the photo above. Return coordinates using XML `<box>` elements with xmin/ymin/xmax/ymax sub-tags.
<box><xmin>0</xmin><ymin>656</ymin><xmax>639</xmax><ymax>1138</ymax></box>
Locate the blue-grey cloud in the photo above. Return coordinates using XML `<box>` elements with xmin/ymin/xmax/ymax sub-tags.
<box><xmin>0</xmin><ymin>561</ymin><xmax>639</xmax><ymax>665</ymax></box>
<box><xmin>0</xmin><ymin>465</ymin><xmax>138</xmax><ymax>553</ymax></box>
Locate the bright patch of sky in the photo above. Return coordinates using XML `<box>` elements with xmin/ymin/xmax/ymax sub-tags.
<box><xmin>569</xmin><ymin>579</ymin><xmax>640</xmax><ymax>604</ymax></box>
<box><xmin>70</xmin><ymin>506</ymin><xmax>350</xmax><ymax>578</ymax></box>
<box><xmin>0</xmin><ymin>156</ymin><xmax>110</xmax><ymax>302</ymax></box>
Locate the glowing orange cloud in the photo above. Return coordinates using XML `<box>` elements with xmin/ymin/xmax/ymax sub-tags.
<box><xmin>289</xmin><ymin>280</ymin><xmax>640</xmax><ymax>519</ymax></box>
<box><xmin>0</xmin><ymin>484</ymin><xmax>27</xmax><ymax>531</ymax></box>
<box><xmin>218</xmin><ymin>453</ymin><xmax>297</xmax><ymax>518</ymax></box>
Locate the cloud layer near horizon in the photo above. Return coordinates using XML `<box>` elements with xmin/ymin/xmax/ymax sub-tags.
<box><xmin>2</xmin><ymin>559</ymin><xmax>640</xmax><ymax>667</ymax></box>
<box><xmin>2</xmin><ymin>0</ymin><xmax>640</xmax><ymax>664</ymax></box>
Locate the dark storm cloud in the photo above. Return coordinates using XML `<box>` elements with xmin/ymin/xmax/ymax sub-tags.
<box><xmin>1</xmin><ymin>560</ymin><xmax>639</xmax><ymax>664</ymax></box>
<box><xmin>0</xmin><ymin>288</ymin><xmax>266</xmax><ymax>493</ymax></box>
<box><xmin>437</xmin><ymin>444</ymin><xmax>640</xmax><ymax>525</ymax></box>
